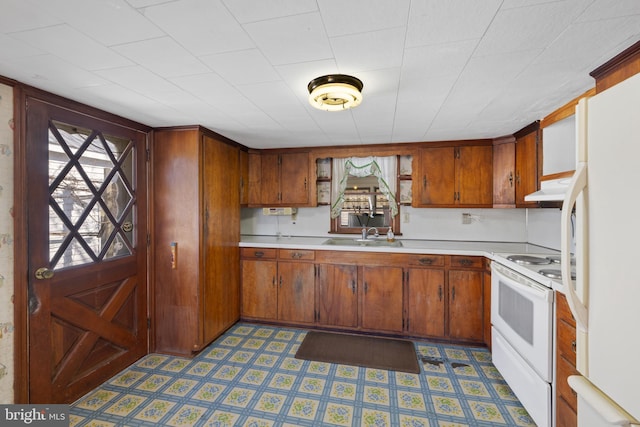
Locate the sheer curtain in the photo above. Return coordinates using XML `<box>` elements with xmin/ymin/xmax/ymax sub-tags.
<box><xmin>330</xmin><ymin>156</ymin><xmax>398</xmax><ymax>218</ymax></box>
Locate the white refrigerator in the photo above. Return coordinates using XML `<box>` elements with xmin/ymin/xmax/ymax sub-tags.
<box><xmin>562</xmin><ymin>72</ymin><xmax>640</xmax><ymax>426</ymax></box>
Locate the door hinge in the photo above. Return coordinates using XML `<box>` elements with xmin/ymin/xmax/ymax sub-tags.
<box><xmin>147</xmin><ymin>233</ymin><xmax>151</xmax><ymax>247</ymax></box>
<box><xmin>146</xmin><ymin>149</ymin><xmax>151</xmax><ymax>161</ymax></box>
<box><xmin>147</xmin><ymin>318</ymin><xmax>151</xmax><ymax>329</ymax></box>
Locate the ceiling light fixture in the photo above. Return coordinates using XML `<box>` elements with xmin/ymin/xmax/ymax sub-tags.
<box><xmin>307</xmin><ymin>74</ymin><xmax>363</xmax><ymax>111</ymax></box>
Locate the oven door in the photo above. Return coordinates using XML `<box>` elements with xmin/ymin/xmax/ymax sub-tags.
<box><xmin>491</xmin><ymin>261</ymin><xmax>554</xmax><ymax>382</ymax></box>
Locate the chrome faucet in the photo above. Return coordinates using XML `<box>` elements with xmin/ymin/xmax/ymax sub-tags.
<box><xmin>361</xmin><ymin>227</ymin><xmax>379</xmax><ymax>240</ymax></box>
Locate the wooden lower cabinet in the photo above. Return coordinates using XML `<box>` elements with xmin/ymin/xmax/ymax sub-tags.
<box><xmin>317</xmin><ymin>264</ymin><xmax>358</xmax><ymax>328</ymax></box>
<box><xmin>241</xmin><ymin>258</ymin><xmax>277</xmax><ymax>320</ymax></box>
<box><xmin>405</xmin><ymin>268</ymin><xmax>445</xmax><ymax>337</ymax></box>
<box><xmin>448</xmin><ymin>269</ymin><xmax>483</xmax><ymax>341</ymax></box>
<box><xmin>556</xmin><ymin>293</ymin><xmax>578</xmax><ymax>427</ymax></box>
<box><xmin>240</xmin><ymin>249</ymin><xmax>486</xmax><ymax>344</ymax></box>
<box><xmin>277</xmin><ymin>261</ymin><xmax>315</xmax><ymax>324</ymax></box>
<box><xmin>361</xmin><ymin>266</ymin><xmax>404</xmax><ymax>333</ymax></box>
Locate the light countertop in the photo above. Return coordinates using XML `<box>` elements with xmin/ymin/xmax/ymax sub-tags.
<box><xmin>240</xmin><ymin>235</ymin><xmax>557</xmax><ymax>259</ymax></box>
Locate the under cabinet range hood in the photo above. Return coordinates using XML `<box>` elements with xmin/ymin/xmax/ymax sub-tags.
<box><xmin>524</xmin><ymin>176</ymin><xmax>573</xmax><ymax>202</ymax></box>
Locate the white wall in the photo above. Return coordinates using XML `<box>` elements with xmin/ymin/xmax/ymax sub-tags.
<box><xmin>0</xmin><ymin>83</ymin><xmax>14</xmax><ymax>403</ymax></box>
<box><xmin>241</xmin><ymin>205</ymin><xmax>529</xmax><ymax>242</ymax></box>
<box><xmin>526</xmin><ymin>207</ymin><xmax>562</xmax><ymax>250</ymax></box>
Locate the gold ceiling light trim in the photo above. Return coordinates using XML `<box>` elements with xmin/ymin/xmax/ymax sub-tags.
<box><xmin>307</xmin><ymin>74</ymin><xmax>363</xmax><ymax>111</ymax></box>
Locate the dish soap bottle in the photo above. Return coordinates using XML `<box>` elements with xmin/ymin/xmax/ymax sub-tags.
<box><xmin>386</xmin><ymin>226</ymin><xmax>395</xmax><ymax>242</ymax></box>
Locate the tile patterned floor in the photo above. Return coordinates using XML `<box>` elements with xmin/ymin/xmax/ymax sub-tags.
<box><xmin>70</xmin><ymin>323</ymin><xmax>536</xmax><ymax>426</ymax></box>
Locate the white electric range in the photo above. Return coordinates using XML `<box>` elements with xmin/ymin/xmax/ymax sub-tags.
<box><xmin>490</xmin><ymin>252</ymin><xmax>575</xmax><ymax>427</ymax></box>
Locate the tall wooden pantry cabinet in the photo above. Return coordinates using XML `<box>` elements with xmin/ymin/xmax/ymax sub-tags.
<box><xmin>152</xmin><ymin>126</ymin><xmax>241</xmax><ymax>356</ymax></box>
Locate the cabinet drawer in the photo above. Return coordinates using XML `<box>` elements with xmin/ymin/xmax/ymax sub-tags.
<box><xmin>405</xmin><ymin>254</ymin><xmax>445</xmax><ymax>267</ymax></box>
<box><xmin>557</xmin><ymin>355</ymin><xmax>579</xmax><ymax>412</ymax></box>
<box><xmin>450</xmin><ymin>256</ymin><xmax>483</xmax><ymax>269</ymax></box>
<box><xmin>279</xmin><ymin>249</ymin><xmax>315</xmax><ymax>261</ymax></box>
<box><xmin>557</xmin><ymin>318</ymin><xmax>577</xmax><ymax>365</ymax></box>
<box><xmin>241</xmin><ymin>248</ymin><xmax>277</xmax><ymax>260</ymax></box>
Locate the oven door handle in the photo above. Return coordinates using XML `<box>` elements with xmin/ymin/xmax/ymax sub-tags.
<box><xmin>492</xmin><ymin>268</ymin><xmax>553</xmax><ymax>302</ymax></box>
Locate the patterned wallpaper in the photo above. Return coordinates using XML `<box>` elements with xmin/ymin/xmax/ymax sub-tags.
<box><xmin>0</xmin><ymin>82</ymin><xmax>14</xmax><ymax>403</ymax></box>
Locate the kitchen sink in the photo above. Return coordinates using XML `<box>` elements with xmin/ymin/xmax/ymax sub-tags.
<box><xmin>322</xmin><ymin>237</ymin><xmax>403</xmax><ymax>247</ymax></box>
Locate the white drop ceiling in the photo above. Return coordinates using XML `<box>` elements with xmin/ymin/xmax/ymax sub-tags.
<box><xmin>1</xmin><ymin>0</ymin><xmax>639</xmax><ymax>149</ymax></box>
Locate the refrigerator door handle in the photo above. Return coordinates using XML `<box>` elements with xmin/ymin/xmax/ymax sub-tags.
<box><xmin>561</xmin><ymin>161</ymin><xmax>588</xmax><ymax>332</ymax></box>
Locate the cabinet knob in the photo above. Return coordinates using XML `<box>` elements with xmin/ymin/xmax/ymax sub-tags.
<box><xmin>419</xmin><ymin>258</ymin><xmax>433</xmax><ymax>265</ymax></box>
<box><xmin>438</xmin><ymin>285</ymin><xmax>443</xmax><ymax>301</ymax></box>
<box><xmin>254</xmin><ymin>251</ymin><xmax>264</xmax><ymax>258</ymax></box>
<box><xmin>508</xmin><ymin>172</ymin><xmax>514</xmax><ymax>187</ymax></box>
<box><xmin>459</xmin><ymin>259</ymin><xmax>473</xmax><ymax>266</ymax></box>
<box><xmin>451</xmin><ymin>286</ymin><xmax>456</xmax><ymax>301</ymax></box>
<box><xmin>572</xmin><ymin>340</ymin><xmax>576</xmax><ymax>353</ymax></box>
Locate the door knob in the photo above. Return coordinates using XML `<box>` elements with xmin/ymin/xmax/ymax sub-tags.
<box><xmin>35</xmin><ymin>267</ymin><xmax>54</xmax><ymax>280</ymax></box>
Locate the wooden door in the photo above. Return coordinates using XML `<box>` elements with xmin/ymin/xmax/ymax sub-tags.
<box><xmin>280</xmin><ymin>152</ymin><xmax>310</xmax><ymax>205</ymax></box>
<box><xmin>515</xmin><ymin>130</ymin><xmax>539</xmax><ymax>207</ymax></box>
<box><xmin>493</xmin><ymin>141</ymin><xmax>516</xmax><ymax>206</ymax></box>
<box><xmin>277</xmin><ymin>261</ymin><xmax>315</xmax><ymax>324</ymax></box>
<box><xmin>415</xmin><ymin>147</ymin><xmax>455</xmax><ymax>206</ymax></box>
<box><xmin>26</xmin><ymin>99</ymin><xmax>148</xmax><ymax>403</ymax></box>
<box><xmin>457</xmin><ymin>145</ymin><xmax>493</xmax><ymax>205</ymax></box>
<box><xmin>448</xmin><ymin>270</ymin><xmax>483</xmax><ymax>341</ymax></box>
<box><xmin>241</xmin><ymin>259</ymin><xmax>277</xmax><ymax>319</ymax></box>
<box><xmin>361</xmin><ymin>266</ymin><xmax>403</xmax><ymax>332</ymax></box>
<box><xmin>406</xmin><ymin>268</ymin><xmax>445</xmax><ymax>338</ymax></box>
<box><xmin>317</xmin><ymin>264</ymin><xmax>358</xmax><ymax>328</ymax></box>
<box><xmin>202</xmin><ymin>135</ymin><xmax>240</xmax><ymax>343</ymax></box>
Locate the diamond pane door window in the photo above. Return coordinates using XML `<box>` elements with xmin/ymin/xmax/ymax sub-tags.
<box><xmin>48</xmin><ymin>121</ymin><xmax>135</xmax><ymax>269</ymax></box>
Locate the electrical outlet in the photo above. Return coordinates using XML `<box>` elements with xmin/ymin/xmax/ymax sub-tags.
<box><xmin>403</xmin><ymin>212</ymin><xmax>410</xmax><ymax>223</ymax></box>
<box><xmin>462</xmin><ymin>213</ymin><xmax>472</xmax><ymax>224</ymax></box>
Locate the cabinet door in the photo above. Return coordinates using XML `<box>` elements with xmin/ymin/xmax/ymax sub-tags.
<box><xmin>448</xmin><ymin>270</ymin><xmax>483</xmax><ymax>341</ymax></box>
<box><xmin>415</xmin><ymin>147</ymin><xmax>455</xmax><ymax>206</ymax></box>
<box><xmin>493</xmin><ymin>141</ymin><xmax>515</xmax><ymax>206</ymax></box>
<box><xmin>241</xmin><ymin>259</ymin><xmax>278</xmax><ymax>320</ymax></box>
<box><xmin>457</xmin><ymin>145</ymin><xmax>493</xmax><ymax>205</ymax></box>
<box><xmin>260</xmin><ymin>153</ymin><xmax>281</xmax><ymax>205</ymax></box>
<box><xmin>277</xmin><ymin>261</ymin><xmax>315</xmax><ymax>324</ymax></box>
<box><xmin>406</xmin><ymin>268</ymin><xmax>445</xmax><ymax>338</ymax></box>
<box><xmin>361</xmin><ymin>266</ymin><xmax>404</xmax><ymax>332</ymax></box>
<box><xmin>317</xmin><ymin>264</ymin><xmax>358</xmax><ymax>328</ymax></box>
<box><xmin>280</xmin><ymin>152</ymin><xmax>310</xmax><ymax>205</ymax></box>
<box><xmin>239</xmin><ymin>149</ymin><xmax>249</xmax><ymax>205</ymax></box>
<box><xmin>515</xmin><ymin>130</ymin><xmax>539</xmax><ymax>207</ymax></box>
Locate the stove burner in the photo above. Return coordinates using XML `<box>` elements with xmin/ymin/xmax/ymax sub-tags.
<box><xmin>506</xmin><ymin>255</ymin><xmax>552</xmax><ymax>265</ymax></box>
<box><xmin>538</xmin><ymin>269</ymin><xmax>576</xmax><ymax>280</ymax></box>
<box><xmin>546</xmin><ymin>255</ymin><xmax>576</xmax><ymax>266</ymax></box>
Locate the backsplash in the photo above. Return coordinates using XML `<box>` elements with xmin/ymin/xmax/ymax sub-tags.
<box><xmin>0</xmin><ymin>82</ymin><xmax>14</xmax><ymax>403</ymax></box>
<box><xmin>241</xmin><ymin>206</ymin><xmax>529</xmax><ymax>243</ymax></box>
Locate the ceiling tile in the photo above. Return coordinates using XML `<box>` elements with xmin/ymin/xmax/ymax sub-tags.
<box><xmin>577</xmin><ymin>0</ymin><xmax>640</xmax><ymax>22</ymax></box>
<box><xmin>473</xmin><ymin>1</ymin><xmax>590</xmax><ymax>56</ymax></box>
<box><xmin>113</xmin><ymin>37</ymin><xmax>210</xmax><ymax>78</ymax></box>
<box><xmin>406</xmin><ymin>0</ymin><xmax>502</xmax><ymax>48</ymax></box>
<box><xmin>11</xmin><ymin>25</ymin><xmax>132</xmax><ymax>71</ymax></box>
<box><xmin>200</xmin><ymin>49</ymin><xmax>281</xmax><ymax>85</ymax></box>
<box><xmin>94</xmin><ymin>65</ymin><xmax>180</xmax><ymax>96</ymax></box>
<box><xmin>0</xmin><ymin>33</ymin><xmax>44</xmax><ymax>60</ymax></box>
<box><xmin>0</xmin><ymin>54</ymin><xmax>107</xmax><ymax>89</ymax></box>
<box><xmin>317</xmin><ymin>0</ymin><xmax>410</xmax><ymax>37</ymax></box>
<box><xmin>1</xmin><ymin>0</ymin><xmax>63</xmax><ymax>33</ymax></box>
<box><xmin>330</xmin><ymin>27</ymin><xmax>406</xmax><ymax>72</ymax></box>
<box><xmin>222</xmin><ymin>0</ymin><xmax>318</xmax><ymax>24</ymax></box>
<box><xmin>243</xmin><ymin>12</ymin><xmax>333</xmax><ymax>65</ymax></box>
<box><xmin>34</xmin><ymin>0</ymin><xmax>165</xmax><ymax>46</ymax></box>
<box><xmin>143</xmin><ymin>0</ymin><xmax>255</xmax><ymax>56</ymax></box>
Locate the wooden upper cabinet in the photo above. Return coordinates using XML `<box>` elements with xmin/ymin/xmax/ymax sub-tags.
<box><xmin>239</xmin><ymin>149</ymin><xmax>249</xmax><ymax>205</ymax></box>
<box><xmin>415</xmin><ymin>146</ymin><xmax>456</xmax><ymax>205</ymax></box>
<box><xmin>457</xmin><ymin>145</ymin><xmax>493</xmax><ymax>205</ymax></box>
<box><xmin>248</xmin><ymin>151</ymin><xmax>311</xmax><ymax>207</ymax></box>
<box><xmin>514</xmin><ymin>125</ymin><xmax>540</xmax><ymax>207</ymax></box>
<box><xmin>493</xmin><ymin>138</ymin><xmax>516</xmax><ymax>207</ymax></box>
<box><xmin>413</xmin><ymin>144</ymin><xmax>492</xmax><ymax>207</ymax></box>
